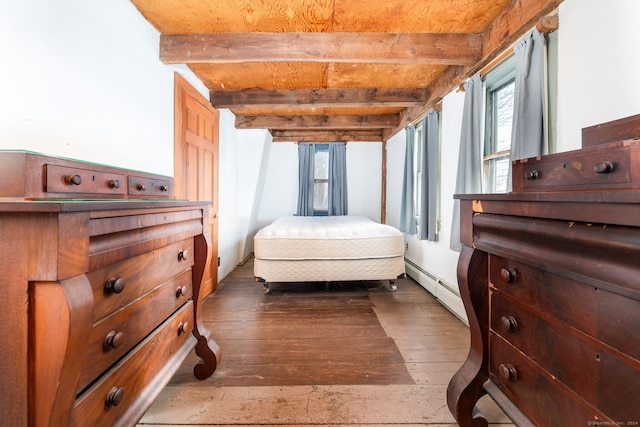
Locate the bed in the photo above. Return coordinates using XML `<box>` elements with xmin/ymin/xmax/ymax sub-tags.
<box><xmin>253</xmin><ymin>215</ymin><xmax>406</xmax><ymax>294</ymax></box>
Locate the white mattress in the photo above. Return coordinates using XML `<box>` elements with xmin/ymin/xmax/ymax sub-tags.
<box><xmin>254</xmin><ymin>215</ymin><xmax>405</xmax><ymax>260</ymax></box>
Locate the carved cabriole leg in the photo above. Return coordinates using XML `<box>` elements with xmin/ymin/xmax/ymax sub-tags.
<box><xmin>446</xmin><ymin>246</ymin><xmax>490</xmax><ymax>427</ymax></box>
<box><xmin>31</xmin><ymin>275</ymin><xmax>94</xmax><ymax>427</ymax></box>
<box><xmin>191</xmin><ymin>232</ymin><xmax>221</xmax><ymax>379</ymax></box>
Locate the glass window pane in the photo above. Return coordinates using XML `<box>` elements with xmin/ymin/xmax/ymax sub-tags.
<box><xmin>495</xmin><ymin>82</ymin><xmax>514</xmax><ymax>152</ymax></box>
<box><xmin>494</xmin><ymin>157</ymin><xmax>510</xmax><ymax>193</ymax></box>
<box><xmin>483</xmin><ymin>155</ymin><xmax>510</xmax><ymax>193</ymax></box>
<box><xmin>314</xmin><ymin>151</ymin><xmax>328</xmax><ymax>179</ymax></box>
<box><xmin>313</xmin><ymin>182</ymin><xmax>328</xmax><ymax>210</ymax></box>
<box><xmin>414</xmin><ymin>125</ymin><xmax>423</xmax><ymax>222</ymax></box>
<box><xmin>415</xmin><ymin>172</ymin><xmax>422</xmax><ymax>217</ymax></box>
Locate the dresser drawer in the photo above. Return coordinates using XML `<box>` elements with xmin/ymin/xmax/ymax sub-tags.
<box><xmin>512</xmin><ymin>140</ymin><xmax>640</xmax><ymax>192</ymax></box>
<box><xmin>72</xmin><ymin>302</ymin><xmax>194</xmax><ymax>427</ymax></box>
<box><xmin>87</xmin><ymin>239</ymin><xmax>194</xmax><ymax>322</ymax></box>
<box><xmin>489</xmin><ymin>255</ymin><xmax>597</xmax><ymax>336</ymax></box>
<box><xmin>492</xmin><ymin>292</ymin><xmax>640</xmax><ymax>421</ymax></box>
<box><xmin>45</xmin><ymin>164</ymin><xmax>127</xmax><ymax>196</ymax></box>
<box><xmin>128</xmin><ymin>175</ymin><xmax>172</xmax><ymax>198</ymax></box>
<box><xmin>597</xmin><ymin>290</ymin><xmax>640</xmax><ymax>362</ymax></box>
<box><xmin>489</xmin><ymin>334</ymin><xmax>608</xmax><ymax>426</ymax></box>
<box><xmin>491</xmin><ymin>291</ymin><xmax>598</xmax><ymax>402</ymax></box>
<box><xmin>77</xmin><ymin>269</ymin><xmax>192</xmax><ymax>393</ymax></box>
<box><xmin>89</xmin><ymin>209</ymin><xmax>202</xmax><ymax>270</ymax></box>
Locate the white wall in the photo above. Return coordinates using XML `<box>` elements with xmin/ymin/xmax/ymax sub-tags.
<box><xmin>556</xmin><ymin>0</ymin><xmax>640</xmax><ymax>152</ymax></box>
<box><xmin>257</xmin><ymin>142</ymin><xmax>299</xmax><ymax>227</ymax></box>
<box><xmin>385</xmin><ymin>0</ymin><xmax>640</xmax><ymax>319</ymax></box>
<box><xmin>386</xmin><ymin>91</ymin><xmax>466</xmax><ymax>319</ymax></box>
<box><xmin>253</xmin><ymin>141</ymin><xmax>384</xmax><ymax>231</ymax></box>
<box><xmin>347</xmin><ymin>142</ymin><xmax>383</xmax><ymax>222</ymax></box>
<box><xmin>0</xmin><ymin>1</ymin><xmax>175</xmax><ymax>175</ymax></box>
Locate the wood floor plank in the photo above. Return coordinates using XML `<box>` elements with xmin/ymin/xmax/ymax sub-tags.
<box><xmin>140</xmin><ymin>259</ymin><xmax>513</xmax><ymax>426</ymax></box>
<box><xmin>213</xmin><ymin>337</ymin><xmax>405</xmax><ymax>364</ymax></box>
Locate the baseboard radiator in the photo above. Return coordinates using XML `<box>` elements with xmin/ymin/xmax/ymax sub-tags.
<box><xmin>404</xmin><ymin>258</ymin><xmax>468</xmax><ymax>325</ymax></box>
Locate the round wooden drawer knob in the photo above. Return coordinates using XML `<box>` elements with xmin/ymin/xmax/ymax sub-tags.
<box><xmin>178</xmin><ymin>322</ymin><xmax>189</xmax><ymax>336</ymax></box>
<box><xmin>108</xmin><ymin>179</ymin><xmax>120</xmax><ymax>189</ymax></box>
<box><xmin>106</xmin><ymin>387</ymin><xmax>125</xmax><ymax>407</ymax></box>
<box><xmin>65</xmin><ymin>174</ymin><xmax>82</xmax><ymax>185</ymax></box>
<box><xmin>176</xmin><ymin>286</ymin><xmax>188</xmax><ymax>298</ymax></box>
<box><xmin>178</xmin><ymin>250</ymin><xmax>189</xmax><ymax>261</ymax></box>
<box><xmin>160</xmin><ymin>184</ymin><xmax>169</xmax><ymax>192</ymax></box>
<box><xmin>500</xmin><ymin>315</ymin><xmax>518</xmax><ymax>332</ymax></box>
<box><xmin>500</xmin><ymin>268</ymin><xmax>518</xmax><ymax>283</ymax></box>
<box><xmin>105</xmin><ymin>277</ymin><xmax>126</xmax><ymax>294</ymax></box>
<box><xmin>525</xmin><ymin>170</ymin><xmax>539</xmax><ymax>180</ymax></box>
<box><xmin>498</xmin><ymin>363</ymin><xmax>518</xmax><ymax>381</ymax></box>
<box><xmin>137</xmin><ymin>183</ymin><xmax>146</xmax><ymax>191</ymax></box>
<box><xmin>594</xmin><ymin>161</ymin><xmax>614</xmax><ymax>174</ymax></box>
<box><xmin>104</xmin><ymin>331</ymin><xmax>125</xmax><ymax>350</ymax></box>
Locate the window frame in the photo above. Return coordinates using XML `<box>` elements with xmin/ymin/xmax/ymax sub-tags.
<box><xmin>312</xmin><ymin>143</ymin><xmax>329</xmax><ymax>216</ymax></box>
<box><xmin>483</xmin><ymin>55</ymin><xmax>515</xmax><ymax>194</ymax></box>
<box><xmin>413</xmin><ymin>121</ymin><xmax>424</xmax><ymax>226</ymax></box>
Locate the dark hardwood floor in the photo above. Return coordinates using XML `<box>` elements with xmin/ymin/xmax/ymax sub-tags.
<box><xmin>140</xmin><ymin>259</ymin><xmax>511</xmax><ymax>426</ymax></box>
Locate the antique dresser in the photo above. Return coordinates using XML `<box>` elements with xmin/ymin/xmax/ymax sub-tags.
<box><xmin>448</xmin><ymin>117</ymin><xmax>640</xmax><ymax>426</ymax></box>
<box><xmin>0</xmin><ymin>152</ymin><xmax>220</xmax><ymax>426</ymax></box>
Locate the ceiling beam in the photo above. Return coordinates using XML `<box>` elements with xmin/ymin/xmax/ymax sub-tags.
<box><xmin>210</xmin><ymin>88</ymin><xmax>429</xmax><ymax>109</ymax></box>
<box><xmin>236</xmin><ymin>114</ymin><xmax>399</xmax><ymax>130</ymax></box>
<box><xmin>270</xmin><ymin>129</ymin><xmax>384</xmax><ymax>143</ymax></box>
<box><xmin>385</xmin><ymin>0</ymin><xmax>565</xmax><ymax>138</ymax></box>
<box><xmin>160</xmin><ymin>32</ymin><xmax>482</xmax><ymax>65</ymax></box>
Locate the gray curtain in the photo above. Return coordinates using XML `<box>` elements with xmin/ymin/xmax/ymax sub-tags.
<box><xmin>510</xmin><ymin>29</ymin><xmax>548</xmax><ymax>163</ymax></box>
<box><xmin>328</xmin><ymin>142</ymin><xmax>348</xmax><ymax>215</ymax></box>
<box><xmin>296</xmin><ymin>142</ymin><xmax>315</xmax><ymax>216</ymax></box>
<box><xmin>419</xmin><ymin>111</ymin><xmax>439</xmax><ymax>241</ymax></box>
<box><xmin>450</xmin><ymin>74</ymin><xmax>483</xmax><ymax>252</ymax></box>
<box><xmin>399</xmin><ymin>125</ymin><xmax>417</xmax><ymax>234</ymax></box>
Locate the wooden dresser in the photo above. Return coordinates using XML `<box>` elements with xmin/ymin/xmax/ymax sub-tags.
<box><xmin>0</xmin><ymin>152</ymin><xmax>220</xmax><ymax>426</ymax></box>
<box><xmin>447</xmin><ymin>137</ymin><xmax>640</xmax><ymax>425</ymax></box>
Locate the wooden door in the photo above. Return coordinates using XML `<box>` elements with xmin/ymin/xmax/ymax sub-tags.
<box><xmin>174</xmin><ymin>73</ymin><xmax>219</xmax><ymax>295</ymax></box>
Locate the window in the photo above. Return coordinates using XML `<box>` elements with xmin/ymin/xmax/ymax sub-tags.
<box><xmin>481</xmin><ymin>30</ymin><xmax>557</xmax><ymax>194</ymax></box>
<box><xmin>412</xmin><ymin>112</ymin><xmax>441</xmax><ymax>240</ymax></box>
<box><xmin>312</xmin><ymin>144</ymin><xmax>329</xmax><ymax>215</ymax></box>
<box><xmin>483</xmin><ymin>56</ymin><xmax>515</xmax><ymax>193</ymax></box>
<box><xmin>413</xmin><ymin>122</ymin><xmax>424</xmax><ymax>224</ymax></box>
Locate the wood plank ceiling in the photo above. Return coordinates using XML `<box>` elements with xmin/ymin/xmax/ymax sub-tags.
<box><xmin>130</xmin><ymin>0</ymin><xmax>562</xmax><ymax>142</ymax></box>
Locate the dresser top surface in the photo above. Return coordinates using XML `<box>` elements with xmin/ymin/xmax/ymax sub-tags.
<box><xmin>455</xmin><ymin>190</ymin><xmax>640</xmax><ymax>203</ymax></box>
<box><xmin>0</xmin><ymin>199</ymin><xmax>211</xmax><ymax>213</ymax></box>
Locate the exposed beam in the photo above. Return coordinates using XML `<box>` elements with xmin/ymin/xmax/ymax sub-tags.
<box><xmin>536</xmin><ymin>15</ymin><xmax>559</xmax><ymax>33</ymax></box>
<box><xmin>210</xmin><ymin>88</ymin><xmax>429</xmax><ymax>109</ymax></box>
<box><xmin>270</xmin><ymin>129</ymin><xmax>384</xmax><ymax>143</ymax></box>
<box><xmin>385</xmin><ymin>0</ymin><xmax>565</xmax><ymax>138</ymax></box>
<box><xmin>160</xmin><ymin>32</ymin><xmax>482</xmax><ymax>65</ymax></box>
<box><xmin>236</xmin><ymin>114</ymin><xmax>399</xmax><ymax>130</ymax></box>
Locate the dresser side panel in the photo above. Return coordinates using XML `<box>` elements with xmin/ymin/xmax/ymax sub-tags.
<box><xmin>0</xmin><ymin>214</ymin><xmax>30</xmax><ymax>425</ymax></box>
<box><xmin>0</xmin><ymin>152</ymin><xmax>27</xmax><ymax>197</ymax></box>
<box><xmin>58</xmin><ymin>213</ymin><xmax>90</xmax><ymax>280</ymax></box>
<box><xmin>27</xmin><ymin>213</ymin><xmax>59</xmax><ymax>281</ymax></box>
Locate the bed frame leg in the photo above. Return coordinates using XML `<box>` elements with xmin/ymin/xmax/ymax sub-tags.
<box><xmin>263</xmin><ymin>283</ymin><xmax>270</xmax><ymax>294</ymax></box>
<box><xmin>387</xmin><ymin>280</ymin><xmax>398</xmax><ymax>292</ymax></box>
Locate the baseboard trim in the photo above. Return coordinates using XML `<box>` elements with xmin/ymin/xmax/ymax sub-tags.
<box><xmin>404</xmin><ymin>258</ymin><xmax>468</xmax><ymax>325</ymax></box>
